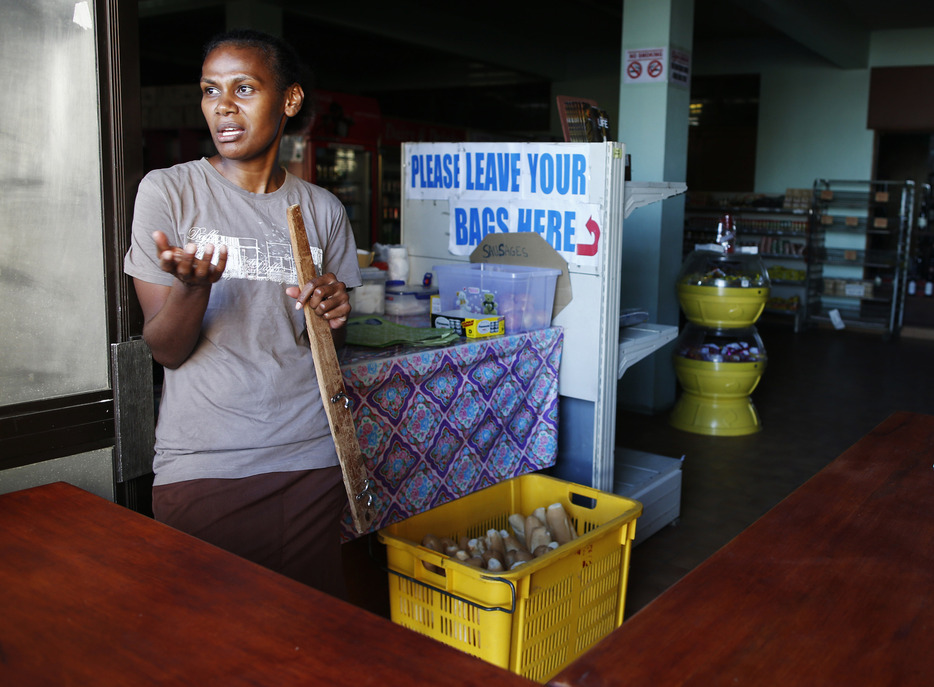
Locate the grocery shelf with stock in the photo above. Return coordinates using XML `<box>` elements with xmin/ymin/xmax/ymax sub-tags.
<box><xmin>807</xmin><ymin>179</ymin><xmax>914</xmax><ymax>337</ymax></box>
<box><xmin>904</xmin><ymin>182</ymin><xmax>934</xmax><ymax>333</ymax></box>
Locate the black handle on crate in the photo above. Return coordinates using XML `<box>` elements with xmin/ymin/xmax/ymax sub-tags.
<box><xmin>387</xmin><ymin>566</ymin><xmax>517</xmax><ymax>614</ymax></box>
<box><xmin>368</xmin><ymin>536</ymin><xmax>517</xmax><ymax>614</ymax></box>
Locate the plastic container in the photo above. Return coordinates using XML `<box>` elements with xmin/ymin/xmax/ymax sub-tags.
<box><xmin>674</xmin><ymin>324</ymin><xmax>767</xmax><ymax>364</ymax></box>
<box><xmin>377</xmin><ymin>473</ymin><xmax>642</xmax><ymax>683</ymax></box>
<box><xmin>677</xmin><ymin>248</ymin><xmax>770</xmax><ymax>328</ymax></box>
<box><xmin>348</xmin><ymin>267</ymin><xmax>387</xmax><ymax>315</ymax></box>
<box><xmin>384</xmin><ymin>281</ymin><xmax>438</xmax><ymax>316</ymax></box>
<box><xmin>674</xmin><ymin>357</ymin><xmax>765</xmax><ymax>398</ymax></box>
<box><xmin>670</xmin><ymin>325</ymin><xmax>767</xmax><ymax>436</ymax></box>
<box><xmin>669</xmin><ymin>393</ymin><xmax>762</xmax><ymax>436</ymax></box>
<box><xmin>433</xmin><ymin>263</ymin><xmax>561</xmax><ymax>334</ymax></box>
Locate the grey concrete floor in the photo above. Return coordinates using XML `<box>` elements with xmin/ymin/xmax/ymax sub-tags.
<box><xmin>620</xmin><ymin>319</ymin><xmax>934</xmax><ymax>618</ymax></box>
<box><xmin>342</xmin><ymin>319</ymin><xmax>934</xmax><ymax>624</ymax></box>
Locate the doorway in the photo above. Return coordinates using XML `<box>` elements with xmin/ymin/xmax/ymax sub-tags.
<box><xmin>876</xmin><ymin>131</ymin><xmax>934</xmax><ymax>330</ymax></box>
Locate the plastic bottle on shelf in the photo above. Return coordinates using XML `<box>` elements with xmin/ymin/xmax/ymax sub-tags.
<box><xmin>387</xmin><ymin>245</ymin><xmax>410</xmax><ymax>283</ymax></box>
<box><xmin>716</xmin><ymin>214</ymin><xmax>736</xmax><ymax>254</ymax></box>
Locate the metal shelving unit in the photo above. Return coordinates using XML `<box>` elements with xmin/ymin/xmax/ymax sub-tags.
<box><xmin>807</xmin><ymin>179</ymin><xmax>914</xmax><ymax>337</ymax></box>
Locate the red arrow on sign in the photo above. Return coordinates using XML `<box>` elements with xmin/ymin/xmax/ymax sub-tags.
<box><xmin>576</xmin><ymin>216</ymin><xmax>601</xmax><ymax>257</ymax></box>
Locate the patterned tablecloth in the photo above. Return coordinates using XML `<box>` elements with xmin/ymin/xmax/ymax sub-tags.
<box><xmin>338</xmin><ymin>327</ymin><xmax>563</xmax><ymax>538</ymax></box>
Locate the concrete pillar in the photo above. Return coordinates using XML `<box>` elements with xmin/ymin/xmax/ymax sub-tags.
<box><xmin>617</xmin><ymin>0</ymin><xmax>693</xmax><ymax>413</ymax></box>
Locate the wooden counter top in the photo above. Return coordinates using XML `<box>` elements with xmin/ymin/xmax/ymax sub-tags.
<box><xmin>551</xmin><ymin>411</ymin><xmax>934</xmax><ymax>686</ymax></box>
<box><xmin>0</xmin><ymin>481</ymin><xmax>532</xmax><ymax>686</ymax></box>
<box><xmin>5</xmin><ymin>411</ymin><xmax>932</xmax><ymax>685</ymax></box>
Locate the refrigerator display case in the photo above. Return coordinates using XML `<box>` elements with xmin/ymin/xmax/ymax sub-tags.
<box><xmin>315</xmin><ymin>145</ymin><xmax>373</xmax><ymax>250</ymax></box>
<box><xmin>378</xmin><ymin>117</ymin><xmax>469</xmax><ymax>246</ymax></box>
<box><xmin>279</xmin><ymin>90</ymin><xmax>381</xmax><ymax>250</ymax></box>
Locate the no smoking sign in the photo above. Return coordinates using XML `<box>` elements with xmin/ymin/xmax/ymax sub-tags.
<box><xmin>624</xmin><ymin>47</ymin><xmax>690</xmax><ymax>85</ymax></box>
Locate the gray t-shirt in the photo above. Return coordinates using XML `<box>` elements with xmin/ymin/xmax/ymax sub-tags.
<box><xmin>124</xmin><ymin>158</ymin><xmax>362</xmax><ymax>485</ymax></box>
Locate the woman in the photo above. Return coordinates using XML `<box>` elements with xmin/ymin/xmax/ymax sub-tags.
<box><xmin>124</xmin><ymin>29</ymin><xmax>361</xmax><ymax>597</ymax></box>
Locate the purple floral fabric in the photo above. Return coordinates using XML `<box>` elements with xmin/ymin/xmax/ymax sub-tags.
<box><xmin>339</xmin><ymin>327</ymin><xmax>563</xmax><ymax>538</ymax></box>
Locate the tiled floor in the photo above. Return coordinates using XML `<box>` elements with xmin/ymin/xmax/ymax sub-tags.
<box><xmin>619</xmin><ymin>319</ymin><xmax>934</xmax><ymax>617</ymax></box>
<box><xmin>343</xmin><ymin>320</ymin><xmax>934</xmax><ymax>620</ymax></box>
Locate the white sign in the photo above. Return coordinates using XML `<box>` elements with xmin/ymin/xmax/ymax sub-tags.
<box><xmin>670</xmin><ymin>48</ymin><xmax>691</xmax><ymax>88</ymax></box>
<box><xmin>404</xmin><ymin>142</ymin><xmax>605</xmax><ymax>264</ymax></box>
<box><xmin>624</xmin><ymin>47</ymin><xmax>667</xmax><ymax>84</ymax></box>
<box><xmin>623</xmin><ymin>47</ymin><xmax>692</xmax><ymax>87</ymax></box>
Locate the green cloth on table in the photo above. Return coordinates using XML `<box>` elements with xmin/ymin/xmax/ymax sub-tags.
<box><xmin>344</xmin><ymin>316</ymin><xmax>460</xmax><ymax>348</ymax></box>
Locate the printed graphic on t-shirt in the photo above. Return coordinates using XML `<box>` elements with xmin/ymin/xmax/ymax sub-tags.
<box><xmin>187</xmin><ymin>226</ymin><xmax>322</xmax><ymax>284</ymax></box>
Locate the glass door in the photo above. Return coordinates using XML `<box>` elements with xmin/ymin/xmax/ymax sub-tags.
<box><xmin>0</xmin><ymin>0</ymin><xmax>147</xmax><ymax>507</ymax></box>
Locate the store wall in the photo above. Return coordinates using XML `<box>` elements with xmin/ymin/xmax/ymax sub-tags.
<box><xmin>695</xmin><ymin>28</ymin><xmax>934</xmax><ymax>195</ymax></box>
<box><xmin>870</xmin><ymin>28</ymin><xmax>934</xmax><ymax>68</ymax></box>
<box><xmin>755</xmin><ymin>67</ymin><xmax>873</xmax><ymax>193</ymax></box>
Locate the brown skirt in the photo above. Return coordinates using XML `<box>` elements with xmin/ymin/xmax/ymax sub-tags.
<box><xmin>152</xmin><ymin>466</ymin><xmax>347</xmax><ymax>599</ymax></box>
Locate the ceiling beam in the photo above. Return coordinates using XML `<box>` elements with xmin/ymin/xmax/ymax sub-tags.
<box><xmin>732</xmin><ymin>0</ymin><xmax>870</xmax><ymax>68</ymax></box>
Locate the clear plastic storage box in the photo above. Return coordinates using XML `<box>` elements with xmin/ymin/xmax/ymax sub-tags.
<box><xmin>349</xmin><ymin>267</ymin><xmax>387</xmax><ymax>315</ymax></box>
<box><xmin>433</xmin><ymin>263</ymin><xmax>561</xmax><ymax>334</ymax></box>
<box><xmin>384</xmin><ymin>281</ymin><xmax>438</xmax><ymax>316</ymax></box>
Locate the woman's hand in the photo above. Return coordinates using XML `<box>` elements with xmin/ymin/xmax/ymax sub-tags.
<box><xmin>154</xmin><ymin>230</ymin><xmax>228</xmax><ymax>286</ymax></box>
<box><xmin>134</xmin><ymin>231</ymin><xmax>229</xmax><ymax>369</ymax></box>
<box><xmin>286</xmin><ymin>274</ymin><xmax>351</xmax><ymax>329</ymax></box>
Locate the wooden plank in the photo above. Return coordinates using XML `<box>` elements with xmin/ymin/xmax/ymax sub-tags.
<box><xmin>286</xmin><ymin>204</ymin><xmax>376</xmax><ymax>534</ymax></box>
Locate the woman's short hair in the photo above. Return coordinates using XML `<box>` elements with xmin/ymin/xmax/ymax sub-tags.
<box><xmin>203</xmin><ymin>28</ymin><xmax>315</xmax><ymax>133</ymax></box>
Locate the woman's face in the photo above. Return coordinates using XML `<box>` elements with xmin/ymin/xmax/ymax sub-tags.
<box><xmin>200</xmin><ymin>44</ymin><xmax>299</xmax><ymax>164</ymax></box>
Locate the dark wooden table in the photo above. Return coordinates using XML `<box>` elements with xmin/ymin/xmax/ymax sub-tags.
<box><xmin>0</xmin><ymin>481</ymin><xmax>533</xmax><ymax>686</ymax></box>
<box><xmin>551</xmin><ymin>410</ymin><xmax>934</xmax><ymax>686</ymax></box>
<box><xmin>5</xmin><ymin>412</ymin><xmax>933</xmax><ymax>685</ymax></box>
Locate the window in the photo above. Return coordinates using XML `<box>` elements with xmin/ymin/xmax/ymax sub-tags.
<box><xmin>0</xmin><ymin>0</ymin><xmax>109</xmax><ymax>407</ymax></box>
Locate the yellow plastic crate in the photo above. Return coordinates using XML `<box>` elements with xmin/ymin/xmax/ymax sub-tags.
<box><xmin>377</xmin><ymin>473</ymin><xmax>642</xmax><ymax>683</ymax></box>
